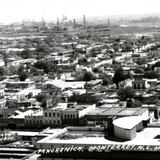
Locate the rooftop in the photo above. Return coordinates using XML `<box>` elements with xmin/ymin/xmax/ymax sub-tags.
<box><xmin>36</xmin><ymin>127</ymin><xmax>160</xmax><ymax>146</ymax></box>
<box><xmin>113</xmin><ymin>116</ymin><xmax>142</xmax><ymax>130</ymax></box>
<box><xmin>87</xmin><ymin>107</ymin><xmax>148</xmax><ymax>117</ymax></box>
<box><xmin>10</xmin><ymin>110</ymin><xmax>35</xmax><ymax>119</ymax></box>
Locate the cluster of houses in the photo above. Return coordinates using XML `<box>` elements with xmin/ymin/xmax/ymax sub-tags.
<box><xmin>0</xmin><ymin>29</ymin><xmax>159</xmax><ymax>144</ymax></box>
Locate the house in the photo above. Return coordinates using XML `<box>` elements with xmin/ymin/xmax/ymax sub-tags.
<box><xmin>132</xmin><ymin>74</ymin><xmax>148</xmax><ymax>90</ymax></box>
<box><xmin>5</xmin><ymin>81</ymin><xmax>35</xmax><ymax>91</ymax></box>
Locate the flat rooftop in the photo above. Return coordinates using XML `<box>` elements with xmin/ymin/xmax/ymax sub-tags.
<box><xmin>87</xmin><ymin>107</ymin><xmax>148</xmax><ymax>117</ymax></box>
<box><xmin>36</xmin><ymin>127</ymin><xmax>160</xmax><ymax>146</ymax></box>
<box><xmin>87</xmin><ymin>107</ymin><xmax>124</xmax><ymax>116</ymax></box>
<box><xmin>87</xmin><ymin>107</ymin><xmax>145</xmax><ymax>116</ymax></box>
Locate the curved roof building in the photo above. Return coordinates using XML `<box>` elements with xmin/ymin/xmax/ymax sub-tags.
<box><xmin>113</xmin><ymin>116</ymin><xmax>144</xmax><ymax>140</ymax></box>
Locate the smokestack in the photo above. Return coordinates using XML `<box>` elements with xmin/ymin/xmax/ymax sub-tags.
<box><xmin>42</xmin><ymin>17</ymin><xmax>44</xmax><ymax>22</ymax></box>
<box><xmin>57</xmin><ymin>17</ymin><xmax>59</xmax><ymax>29</ymax></box>
<box><xmin>108</xmin><ymin>18</ymin><xmax>110</xmax><ymax>25</ymax></box>
<box><xmin>83</xmin><ymin>15</ymin><xmax>86</xmax><ymax>27</ymax></box>
<box><xmin>73</xmin><ymin>19</ymin><xmax>76</xmax><ymax>28</ymax></box>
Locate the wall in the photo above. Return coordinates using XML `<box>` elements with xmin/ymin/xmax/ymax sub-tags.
<box><xmin>114</xmin><ymin>125</ymin><xmax>136</xmax><ymax>140</ymax></box>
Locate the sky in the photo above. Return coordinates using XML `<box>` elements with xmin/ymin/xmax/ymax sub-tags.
<box><xmin>0</xmin><ymin>0</ymin><xmax>160</xmax><ymax>23</ymax></box>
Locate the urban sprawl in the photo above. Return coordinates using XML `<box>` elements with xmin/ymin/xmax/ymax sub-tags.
<box><xmin>0</xmin><ymin>16</ymin><xmax>159</xmax><ymax>159</ymax></box>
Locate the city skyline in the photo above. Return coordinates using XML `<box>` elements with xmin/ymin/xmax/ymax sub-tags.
<box><xmin>0</xmin><ymin>0</ymin><xmax>160</xmax><ymax>24</ymax></box>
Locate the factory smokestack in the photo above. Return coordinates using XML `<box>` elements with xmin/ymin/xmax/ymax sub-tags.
<box><xmin>57</xmin><ymin>17</ymin><xmax>59</xmax><ymax>29</ymax></box>
<box><xmin>73</xmin><ymin>19</ymin><xmax>76</xmax><ymax>28</ymax></box>
<box><xmin>83</xmin><ymin>15</ymin><xmax>86</xmax><ymax>27</ymax></box>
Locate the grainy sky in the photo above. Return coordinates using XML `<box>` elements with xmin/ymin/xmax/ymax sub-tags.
<box><xmin>0</xmin><ymin>0</ymin><xmax>160</xmax><ymax>23</ymax></box>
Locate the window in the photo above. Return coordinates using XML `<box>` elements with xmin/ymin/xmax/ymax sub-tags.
<box><xmin>53</xmin><ymin>113</ymin><xmax>55</xmax><ymax>117</ymax></box>
<box><xmin>57</xmin><ymin>120</ymin><xmax>60</xmax><ymax>124</ymax></box>
<box><xmin>45</xmin><ymin>112</ymin><xmax>47</xmax><ymax>117</ymax></box>
<box><xmin>57</xmin><ymin>113</ymin><xmax>59</xmax><ymax>117</ymax></box>
<box><xmin>138</xmin><ymin>83</ymin><xmax>140</xmax><ymax>89</ymax></box>
<box><xmin>142</xmin><ymin>83</ymin><xmax>145</xmax><ymax>89</ymax></box>
<box><xmin>49</xmin><ymin>113</ymin><xmax>51</xmax><ymax>117</ymax></box>
<box><xmin>134</xmin><ymin>83</ymin><xmax>136</xmax><ymax>89</ymax></box>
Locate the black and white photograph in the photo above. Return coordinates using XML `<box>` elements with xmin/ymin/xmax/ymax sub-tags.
<box><xmin>0</xmin><ymin>0</ymin><xmax>160</xmax><ymax>159</ymax></box>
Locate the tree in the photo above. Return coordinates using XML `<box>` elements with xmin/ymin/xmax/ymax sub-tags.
<box><xmin>102</xmin><ymin>76</ymin><xmax>112</xmax><ymax>86</ymax></box>
<box><xmin>30</xmin><ymin>67</ymin><xmax>39</xmax><ymax>76</ymax></box>
<box><xmin>41</xmin><ymin>84</ymin><xmax>61</xmax><ymax>96</ymax></box>
<box><xmin>34</xmin><ymin>61</ymin><xmax>50</xmax><ymax>73</ymax></box>
<box><xmin>68</xmin><ymin>93</ymin><xmax>100</xmax><ymax>104</ymax></box>
<box><xmin>126</xmin><ymin>99</ymin><xmax>142</xmax><ymax>108</ymax></box>
<box><xmin>35</xmin><ymin>93</ymin><xmax>47</xmax><ymax>108</ymax></box>
<box><xmin>136</xmin><ymin>58</ymin><xmax>146</xmax><ymax>66</ymax></box>
<box><xmin>83</xmin><ymin>71</ymin><xmax>95</xmax><ymax>82</ymax></box>
<box><xmin>118</xmin><ymin>86</ymin><xmax>135</xmax><ymax>101</ymax></box>
<box><xmin>78</xmin><ymin>57</ymin><xmax>88</xmax><ymax>65</ymax></box>
<box><xmin>20</xmin><ymin>49</ymin><xmax>32</xmax><ymax>59</ymax></box>
<box><xmin>92</xmin><ymin>67</ymin><xmax>99</xmax><ymax>73</ymax></box>
<box><xmin>153</xmin><ymin>61</ymin><xmax>160</xmax><ymax>69</ymax></box>
<box><xmin>126</xmin><ymin>99</ymin><xmax>135</xmax><ymax>108</ymax></box>
<box><xmin>134</xmin><ymin>68</ymin><xmax>145</xmax><ymax>74</ymax></box>
<box><xmin>18</xmin><ymin>65</ymin><xmax>28</xmax><ymax>81</ymax></box>
<box><xmin>0</xmin><ymin>67</ymin><xmax>5</xmax><ymax>76</ymax></box>
<box><xmin>144</xmin><ymin>71</ymin><xmax>159</xmax><ymax>79</ymax></box>
<box><xmin>36</xmin><ymin>42</ymin><xmax>50</xmax><ymax>53</ymax></box>
<box><xmin>112</xmin><ymin>67</ymin><xmax>125</xmax><ymax>89</ymax></box>
<box><xmin>18</xmin><ymin>71</ymin><xmax>28</xmax><ymax>81</ymax></box>
<box><xmin>0</xmin><ymin>50</ymin><xmax>8</xmax><ymax>66</ymax></box>
<box><xmin>18</xmin><ymin>65</ymin><xmax>25</xmax><ymax>73</ymax></box>
<box><xmin>112</xmin><ymin>43</ymin><xmax>120</xmax><ymax>52</ymax></box>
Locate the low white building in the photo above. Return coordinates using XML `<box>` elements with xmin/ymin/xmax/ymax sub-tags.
<box><xmin>113</xmin><ymin>115</ymin><xmax>149</xmax><ymax>140</ymax></box>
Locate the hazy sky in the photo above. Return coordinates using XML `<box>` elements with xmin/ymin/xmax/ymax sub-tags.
<box><xmin>0</xmin><ymin>0</ymin><xmax>160</xmax><ymax>23</ymax></box>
